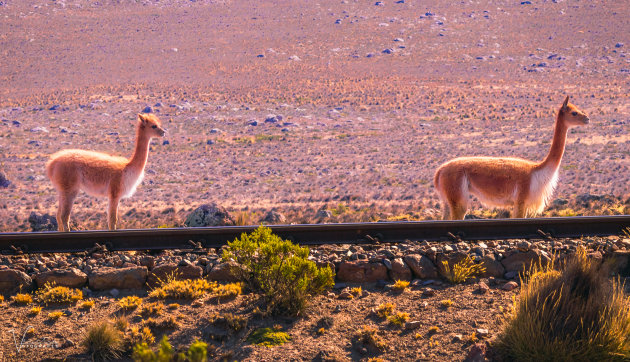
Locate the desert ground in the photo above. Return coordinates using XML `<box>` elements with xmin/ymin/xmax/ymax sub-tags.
<box><xmin>0</xmin><ymin>0</ymin><xmax>629</xmax><ymax>360</ymax></box>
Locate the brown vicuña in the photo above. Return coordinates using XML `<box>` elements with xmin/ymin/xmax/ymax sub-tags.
<box><xmin>46</xmin><ymin>113</ymin><xmax>166</xmax><ymax>231</ymax></box>
<box><xmin>434</xmin><ymin>96</ymin><xmax>589</xmax><ymax>220</ymax></box>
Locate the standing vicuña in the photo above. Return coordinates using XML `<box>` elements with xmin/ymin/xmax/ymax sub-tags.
<box><xmin>46</xmin><ymin>113</ymin><xmax>166</xmax><ymax>231</ymax></box>
<box><xmin>434</xmin><ymin>96</ymin><xmax>589</xmax><ymax>220</ymax></box>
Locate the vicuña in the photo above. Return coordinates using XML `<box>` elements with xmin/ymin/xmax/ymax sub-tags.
<box><xmin>46</xmin><ymin>113</ymin><xmax>166</xmax><ymax>231</ymax></box>
<box><xmin>434</xmin><ymin>96</ymin><xmax>589</xmax><ymax>220</ymax></box>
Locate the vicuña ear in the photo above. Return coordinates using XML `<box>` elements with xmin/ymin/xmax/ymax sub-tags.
<box><xmin>138</xmin><ymin>113</ymin><xmax>147</xmax><ymax>123</ymax></box>
<box><xmin>562</xmin><ymin>96</ymin><xmax>569</xmax><ymax>109</ymax></box>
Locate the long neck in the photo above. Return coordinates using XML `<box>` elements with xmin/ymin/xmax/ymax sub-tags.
<box><xmin>538</xmin><ymin>112</ymin><xmax>568</xmax><ymax>170</ymax></box>
<box><xmin>126</xmin><ymin>128</ymin><xmax>151</xmax><ymax>172</ymax></box>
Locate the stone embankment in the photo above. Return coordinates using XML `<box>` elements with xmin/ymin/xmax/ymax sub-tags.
<box><xmin>1</xmin><ymin>235</ymin><xmax>629</xmax><ymax>296</ymax></box>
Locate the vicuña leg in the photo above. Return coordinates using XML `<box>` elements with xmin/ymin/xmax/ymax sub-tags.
<box><xmin>57</xmin><ymin>190</ymin><xmax>78</xmax><ymax>232</ymax></box>
<box><xmin>108</xmin><ymin>197</ymin><xmax>120</xmax><ymax>230</ymax></box>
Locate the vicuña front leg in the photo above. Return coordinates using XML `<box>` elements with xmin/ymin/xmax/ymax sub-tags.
<box><xmin>108</xmin><ymin>197</ymin><xmax>121</xmax><ymax>230</ymax></box>
<box><xmin>57</xmin><ymin>191</ymin><xmax>78</xmax><ymax>232</ymax></box>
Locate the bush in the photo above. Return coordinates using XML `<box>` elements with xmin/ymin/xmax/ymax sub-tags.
<box><xmin>493</xmin><ymin>247</ymin><xmax>630</xmax><ymax>361</ymax></box>
<box><xmin>375</xmin><ymin>303</ymin><xmax>395</xmax><ymax>319</ymax></box>
<box><xmin>82</xmin><ymin>321</ymin><xmax>124</xmax><ymax>361</ymax></box>
<box><xmin>222</xmin><ymin>226</ymin><xmax>334</xmax><ymax>315</ymax></box>
<box><xmin>12</xmin><ymin>293</ymin><xmax>33</xmax><ymax>304</ymax></box>
<box><xmin>247</xmin><ymin>326</ymin><xmax>291</xmax><ymax>347</ymax></box>
<box><xmin>132</xmin><ymin>335</ymin><xmax>207</xmax><ymax>362</ymax></box>
<box><xmin>441</xmin><ymin>255</ymin><xmax>485</xmax><ymax>284</ymax></box>
<box><xmin>119</xmin><ymin>296</ymin><xmax>143</xmax><ymax>311</ymax></box>
<box><xmin>149</xmin><ymin>274</ymin><xmax>216</xmax><ymax>300</ymax></box>
<box><xmin>36</xmin><ymin>282</ymin><xmax>83</xmax><ymax>305</ymax></box>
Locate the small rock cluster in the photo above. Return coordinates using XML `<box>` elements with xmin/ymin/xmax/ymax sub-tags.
<box><xmin>0</xmin><ymin>235</ymin><xmax>628</xmax><ymax>296</ymax></box>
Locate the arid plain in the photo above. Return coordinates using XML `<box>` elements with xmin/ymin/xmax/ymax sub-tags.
<box><xmin>1</xmin><ymin>0</ymin><xmax>628</xmax><ymax>231</ymax></box>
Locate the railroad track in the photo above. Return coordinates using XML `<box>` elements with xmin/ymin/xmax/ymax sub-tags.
<box><xmin>0</xmin><ymin>216</ymin><xmax>628</xmax><ymax>254</ymax></box>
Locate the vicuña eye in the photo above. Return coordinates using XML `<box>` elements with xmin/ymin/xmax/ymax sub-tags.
<box><xmin>571</xmin><ymin>111</ymin><xmax>577</xmax><ymax>116</ymax></box>
<box><xmin>151</xmin><ymin>125</ymin><xmax>157</xmax><ymax>129</ymax></box>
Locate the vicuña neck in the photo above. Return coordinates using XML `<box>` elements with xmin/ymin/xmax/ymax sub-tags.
<box><xmin>538</xmin><ymin>112</ymin><xmax>568</xmax><ymax>170</ymax></box>
<box><xmin>126</xmin><ymin>129</ymin><xmax>151</xmax><ymax>172</ymax></box>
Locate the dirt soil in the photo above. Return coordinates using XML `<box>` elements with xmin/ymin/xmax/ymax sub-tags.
<box><xmin>0</xmin><ymin>279</ymin><xmax>514</xmax><ymax>361</ymax></box>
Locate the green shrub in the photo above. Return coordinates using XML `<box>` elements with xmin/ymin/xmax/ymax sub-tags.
<box><xmin>247</xmin><ymin>326</ymin><xmax>291</xmax><ymax>347</ymax></box>
<box><xmin>494</xmin><ymin>247</ymin><xmax>630</xmax><ymax>361</ymax></box>
<box><xmin>132</xmin><ymin>335</ymin><xmax>174</xmax><ymax>362</ymax></box>
<box><xmin>222</xmin><ymin>226</ymin><xmax>334</xmax><ymax>315</ymax></box>
<box><xmin>187</xmin><ymin>339</ymin><xmax>209</xmax><ymax>362</ymax></box>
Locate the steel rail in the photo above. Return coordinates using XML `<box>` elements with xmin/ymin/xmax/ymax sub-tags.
<box><xmin>0</xmin><ymin>216</ymin><xmax>628</xmax><ymax>254</ymax></box>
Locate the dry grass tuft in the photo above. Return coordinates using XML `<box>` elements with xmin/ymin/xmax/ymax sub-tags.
<box><xmin>388</xmin><ymin>311</ymin><xmax>410</xmax><ymax>327</ymax></box>
<box><xmin>441</xmin><ymin>255</ymin><xmax>486</xmax><ymax>284</ymax></box>
<box><xmin>118</xmin><ymin>296</ymin><xmax>143</xmax><ymax>311</ymax></box>
<box><xmin>47</xmin><ymin>311</ymin><xmax>65</xmax><ymax>321</ymax></box>
<box><xmin>126</xmin><ymin>326</ymin><xmax>155</xmax><ymax>346</ymax></box>
<box><xmin>494</xmin><ymin>246</ymin><xmax>630</xmax><ymax>360</ymax></box>
<box><xmin>392</xmin><ymin>280</ymin><xmax>410</xmax><ymax>292</ymax></box>
<box><xmin>375</xmin><ymin>302</ymin><xmax>395</xmax><ymax>319</ymax></box>
<box><xmin>36</xmin><ymin>282</ymin><xmax>82</xmax><ymax>305</ymax></box>
<box><xmin>440</xmin><ymin>299</ymin><xmax>454</xmax><ymax>308</ymax></box>
<box><xmin>80</xmin><ymin>299</ymin><xmax>95</xmax><ymax>310</ymax></box>
<box><xmin>149</xmin><ymin>274</ymin><xmax>217</xmax><ymax>300</ymax></box>
<box><xmin>29</xmin><ymin>306</ymin><xmax>42</xmax><ymax>315</ymax></box>
<box><xmin>355</xmin><ymin>325</ymin><xmax>387</xmax><ymax>352</ymax></box>
<box><xmin>213</xmin><ymin>282</ymin><xmax>243</xmax><ymax>300</ymax></box>
<box><xmin>138</xmin><ymin>301</ymin><xmax>164</xmax><ymax>318</ymax></box>
<box><xmin>81</xmin><ymin>321</ymin><xmax>124</xmax><ymax>361</ymax></box>
<box><xmin>12</xmin><ymin>293</ymin><xmax>33</xmax><ymax>305</ymax></box>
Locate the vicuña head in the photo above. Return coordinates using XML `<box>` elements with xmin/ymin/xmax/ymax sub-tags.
<box><xmin>46</xmin><ymin>113</ymin><xmax>166</xmax><ymax>231</ymax></box>
<box><xmin>434</xmin><ymin>96</ymin><xmax>589</xmax><ymax>220</ymax></box>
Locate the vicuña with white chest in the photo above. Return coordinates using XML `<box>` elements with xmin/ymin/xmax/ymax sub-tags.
<box><xmin>46</xmin><ymin>113</ymin><xmax>166</xmax><ymax>231</ymax></box>
<box><xmin>434</xmin><ymin>96</ymin><xmax>589</xmax><ymax>219</ymax></box>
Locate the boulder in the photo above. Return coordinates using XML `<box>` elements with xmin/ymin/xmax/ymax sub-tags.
<box><xmin>501</xmin><ymin>250</ymin><xmax>549</xmax><ymax>273</ymax></box>
<box><xmin>0</xmin><ymin>171</ymin><xmax>10</xmax><ymax>188</ymax></box>
<box><xmin>0</xmin><ymin>269</ymin><xmax>32</xmax><ymax>294</ymax></box>
<box><xmin>480</xmin><ymin>255</ymin><xmax>505</xmax><ymax>278</ymax></box>
<box><xmin>261</xmin><ymin>210</ymin><xmax>286</xmax><ymax>224</ymax></box>
<box><xmin>337</xmin><ymin>261</ymin><xmax>388</xmax><ymax>283</ymax></box>
<box><xmin>403</xmin><ymin>255</ymin><xmax>438</xmax><ymax>279</ymax></box>
<box><xmin>207</xmin><ymin>261</ymin><xmax>246</xmax><ymax>282</ymax></box>
<box><xmin>147</xmin><ymin>263</ymin><xmax>203</xmax><ymax>287</ymax></box>
<box><xmin>389</xmin><ymin>258</ymin><xmax>412</xmax><ymax>281</ymax></box>
<box><xmin>89</xmin><ymin>266</ymin><xmax>147</xmax><ymax>290</ymax></box>
<box><xmin>35</xmin><ymin>268</ymin><xmax>87</xmax><ymax>288</ymax></box>
<box><xmin>184</xmin><ymin>204</ymin><xmax>234</xmax><ymax>227</ymax></box>
<box><xmin>28</xmin><ymin>212</ymin><xmax>58</xmax><ymax>231</ymax></box>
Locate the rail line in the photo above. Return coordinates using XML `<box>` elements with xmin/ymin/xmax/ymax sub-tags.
<box><xmin>0</xmin><ymin>216</ymin><xmax>628</xmax><ymax>254</ymax></box>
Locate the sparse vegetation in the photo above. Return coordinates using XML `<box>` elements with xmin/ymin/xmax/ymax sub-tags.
<box><xmin>36</xmin><ymin>282</ymin><xmax>83</xmax><ymax>305</ymax></box>
<box><xmin>440</xmin><ymin>299</ymin><xmax>454</xmax><ymax>308</ymax></box>
<box><xmin>388</xmin><ymin>311</ymin><xmax>410</xmax><ymax>327</ymax></box>
<box><xmin>80</xmin><ymin>299</ymin><xmax>96</xmax><ymax>310</ymax></box>
<box><xmin>247</xmin><ymin>326</ymin><xmax>291</xmax><ymax>347</ymax></box>
<box><xmin>12</xmin><ymin>293</ymin><xmax>33</xmax><ymax>304</ymax></box>
<box><xmin>82</xmin><ymin>321</ymin><xmax>124</xmax><ymax>361</ymax></box>
<box><xmin>375</xmin><ymin>302</ymin><xmax>395</xmax><ymax>318</ymax></box>
<box><xmin>441</xmin><ymin>256</ymin><xmax>486</xmax><ymax>284</ymax></box>
<box><xmin>119</xmin><ymin>296</ymin><xmax>143</xmax><ymax>311</ymax></box>
<box><xmin>149</xmin><ymin>274</ymin><xmax>217</xmax><ymax>300</ymax></box>
<box><xmin>351</xmin><ymin>286</ymin><xmax>363</xmax><ymax>297</ymax></box>
<box><xmin>213</xmin><ymin>282</ymin><xmax>243</xmax><ymax>300</ymax></box>
<box><xmin>48</xmin><ymin>311</ymin><xmax>65</xmax><ymax>321</ymax></box>
<box><xmin>494</xmin><ymin>247</ymin><xmax>630</xmax><ymax>360</ymax></box>
<box><xmin>132</xmin><ymin>335</ymin><xmax>174</xmax><ymax>362</ymax></box>
<box><xmin>355</xmin><ymin>325</ymin><xmax>387</xmax><ymax>352</ymax></box>
<box><xmin>138</xmin><ymin>301</ymin><xmax>164</xmax><ymax>318</ymax></box>
<box><xmin>222</xmin><ymin>226</ymin><xmax>334</xmax><ymax>315</ymax></box>
<box><xmin>126</xmin><ymin>326</ymin><xmax>155</xmax><ymax>347</ymax></box>
<box><xmin>112</xmin><ymin>315</ymin><xmax>129</xmax><ymax>332</ymax></box>
<box><xmin>29</xmin><ymin>306</ymin><xmax>42</xmax><ymax>315</ymax></box>
<box><xmin>392</xmin><ymin>279</ymin><xmax>410</xmax><ymax>292</ymax></box>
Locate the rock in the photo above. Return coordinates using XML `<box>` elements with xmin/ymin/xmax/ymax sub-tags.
<box><xmin>374</xmin><ymin>1</ymin><xmax>384</xmax><ymax>5</ymax></box>
<box><xmin>59</xmin><ymin>339</ymin><xmax>75</xmax><ymax>349</ymax></box>
<box><xmin>516</xmin><ymin>240</ymin><xmax>531</xmax><ymax>252</ymax></box>
<box><xmin>481</xmin><ymin>256</ymin><xmax>505</xmax><ymax>278</ymax></box>
<box><xmin>28</xmin><ymin>212</ymin><xmax>58</xmax><ymax>231</ymax></box>
<box><xmin>316</xmin><ymin>210</ymin><xmax>332</xmax><ymax>219</ymax></box>
<box><xmin>34</xmin><ymin>268</ymin><xmax>87</xmax><ymax>288</ymax></box>
<box><xmin>162</xmin><ymin>140</ymin><xmax>170</xmax><ymax>145</ymax></box>
<box><xmin>338</xmin><ymin>291</ymin><xmax>353</xmax><ymax>300</ymax></box>
<box><xmin>502</xmin><ymin>281</ymin><xmax>518</xmax><ymax>291</ymax></box>
<box><xmin>30</xmin><ymin>126</ymin><xmax>49</xmax><ymax>133</ymax></box>
<box><xmin>403</xmin><ymin>254</ymin><xmax>438</xmax><ymax>279</ymax></box>
<box><xmin>0</xmin><ymin>269</ymin><xmax>33</xmax><ymax>294</ymax></box>
<box><xmin>422</xmin><ymin>288</ymin><xmax>435</xmax><ymax>297</ymax></box>
<box><xmin>615</xmin><ymin>42</ymin><xmax>624</xmax><ymax>48</ymax></box>
<box><xmin>148</xmin><ymin>263</ymin><xmax>203</xmax><ymax>287</ymax></box>
<box><xmin>382</xmin><ymin>258</ymin><xmax>392</xmax><ymax>270</ymax></box>
<box><xmin>382</xmin><ymin>48</ymin><xmax>394</xmax><ymax>54</ymax></box>
<box><xmin>501</xmin><ymin>250</ymin><xmax>549</xmax><ymax>272</ymax></box>
<box><xmin>389</xmin><ymin>258</ymin><xmax>412</xmax><ymax>281</ymax></box>
<box><xmin>109</xmin><ymin>288</ymin><xmax>120</xmax><ymax>297</ymax></box>
<box><xmin>476</xmin><ymin>282</ymin><xmax>489</xmax><ymax>294</ymax></box>
<box><xmin>261</xmin><ymin>210</ymin><xmax>286</xmax><ymax>224</ymax></box>
<box><xmin>184</xmin><ymin>204</ymin><xmax>235</xmax><ymax>227</ymax></box>
<box><xmin>336</xmin><ymin>261</ymin><xmax>388</xmax><ymax>283</ymax></box>
<box><xmin>206</xmin><ymin>261</ymin><xmax>245</xmax><ymax>282</ymax></box>
<box><xmin>405</xmin><ymin>321</ymin><xmax>422</xmax><ymax>330</ymax></box>
<box><xmin>139</xmin><ymin>256</ymin><xmax>155</xmax><ymax>269</ymax></box>
<box><xmin>247</xmin><ymin>120</ymin><xmax>258</xmax><ymax>126</ymax></box>
<box><xmin>88</xmin><ymin>266</ymin><xmax>147</xmax><ymax>290</ymax></box>
<box><xmin>452</xmin><ymin>334</ymin><xmax>463</xmax><ymax>342</ymax></box>
<box><xmin>0</xmin><ymin>171</ymin><xmax>10</xmax><ymax>188</ymax></box>
<box><xmin>289</xmin><ymin>55</ymin><xmax>301</xmax><ymax>61</ymax></box>
<box><xmin>141</xmin><ymin>106</ymin><xmax>153</xmax><ymax>113</ymax></box>
<box><xmin>504</xmin><ymin>271</ymin><xmax>518</xmax><ymax>279</ymax></box>
<box><xmin>465</xmin><ymin>342</ymin><xmax>489</xmax><ymax>362</ymax></box>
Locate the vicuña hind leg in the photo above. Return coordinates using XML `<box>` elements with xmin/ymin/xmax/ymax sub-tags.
<box><xmin>57</xmin><ymin>191</ymin><xmax>78</xmax><ymax>231</ymax></box>
<box><xmin>107</xmin><ymin>198</ymin><xmax>120</xmax><ymax>230</ymax></box>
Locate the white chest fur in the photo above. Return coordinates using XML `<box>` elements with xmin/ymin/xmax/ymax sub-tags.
<box><xmin>529</xmin><ymin>165</ymin><xmax>559</xmax><ymax>213</ymax></box>
<box><xmin>122</xmin><ymin>170</ymin><xmax>145</xmax><ymax>198</ymax></box>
